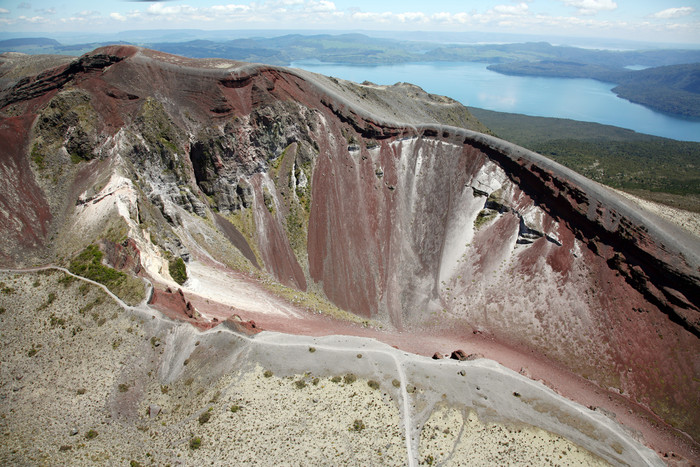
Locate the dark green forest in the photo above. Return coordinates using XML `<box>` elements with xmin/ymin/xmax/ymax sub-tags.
<box><xmin>469</xmin><ymin>107</ymin><xmax>700</xmax><ymax>212</ymax></box>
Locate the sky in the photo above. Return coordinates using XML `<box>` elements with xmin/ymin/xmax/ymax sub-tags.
<box><xmin>0</xmin><ymin>0</ymin><xmax>698</xmax><ymax>45</ymax></box>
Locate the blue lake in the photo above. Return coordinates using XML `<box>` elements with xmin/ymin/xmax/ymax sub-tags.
<box><xmin>291</xmin><ymin>61</ymin><xmax>700</xmax><ymax>142</ymax></box>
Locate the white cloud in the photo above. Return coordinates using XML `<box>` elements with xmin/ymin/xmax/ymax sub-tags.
<box><xmin>396</xmin><ymin>12</ymin><xmax>428</xmax><ymax>23</ymax></box>
<box><xmin>17</xmin><ymin>14</ymin><xmax>48</xmax><ymax>23</ymax></box>
<box><xmin>210</xmin><ymin>4</ymin><xmax>251</xmax><ymax>14</ymax></box>
<box><xmin>0</xmin><ymin>8</ymin><xmax>9</xmax><ymax>14</ymax></box>
<box><xmin>652</xmin><ymin>7</ymin><xmax>694</xmax><ymax>19</ymax></box>
<box><xmin>493</xmin><ymin>3</ymin><xmax>529</xmax><ymax>15</ymax></box>
<box><xmin>431</xmin><ymin>11</ymin><xmax>470</xmax><ymax>24</ymax></box>
<box><xmin>308</xmin><ymin>1</ymin><xmax>336</xmax><ymax>12</ymax></box>
<box><xmin>350</xmin><ymin>11</ymin><xmax>394</xmax><ymax>23</ymax></box>
<box><xmin>110</xmin><ymin>12</ymin><xmax>126</xmax><ymax>22</ymax></box>
<box><xmin>560</xmin><ymin>0</ymin><xmax>617</xmax><ymax>15</ymax></box>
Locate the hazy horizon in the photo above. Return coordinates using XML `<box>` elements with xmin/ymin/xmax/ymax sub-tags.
<box><xmin>0</xmin><ymin>0</ymin><xmax>698</xmax><ymax>47</ymax></box>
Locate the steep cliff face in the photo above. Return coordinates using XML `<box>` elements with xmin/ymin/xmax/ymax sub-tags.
<box><xmin>0</xmin><ymin>46</ymin><xmax>698</xmax><ymax>442</ymax></box>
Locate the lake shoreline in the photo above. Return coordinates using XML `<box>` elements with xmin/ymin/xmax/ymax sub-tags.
<box><xmin>291</xmin><ymin>60</ymin><xmax>700</xmax><ymax>142</ymax></box>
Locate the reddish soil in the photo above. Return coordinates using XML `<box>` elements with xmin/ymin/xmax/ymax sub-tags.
<box><xmin>183</xmin><ymin>287</ymin><xmax>700</xmax><ymax>464</ymax></box>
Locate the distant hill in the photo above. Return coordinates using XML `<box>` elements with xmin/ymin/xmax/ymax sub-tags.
<box><xmin>612</xmin><ymin>63</ymin><xmax>700</xmax><ymax>117</ymax></box>
<box><xmin>488</xmin><ymin>60</ymin><xmax>700</xmax><ymax>117</ymax></box>
<box><xmin>0</xmin><ymin>37</ymin><xmax>60</xmax><ymax>48</ymax></box>
<box><xmin>2</xmin><ymin>35</ymin><xmax>700</xmax><ymax>117</ymax></box>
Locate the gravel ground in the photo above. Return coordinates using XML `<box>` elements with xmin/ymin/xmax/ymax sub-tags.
<box><xmin>1</xmin><ymin>270</ymin><xmax>661</xmax><ymax>466</ymax></box>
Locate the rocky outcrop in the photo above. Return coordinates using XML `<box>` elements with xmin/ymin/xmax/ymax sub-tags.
<box><xmin>99</xmin><ymin>238</ymin><xmax>142</xmax><ymax>275</ymax></box>
<box><xmin>148</xmin><ymin>287</ymin><xmax>201</xmax><ymax>324</ymax></box>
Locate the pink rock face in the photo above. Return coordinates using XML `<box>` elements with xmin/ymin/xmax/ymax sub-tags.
<box><xmin>0</xmin><ymin>46</ymin><xmax>698</xmax><ymax>446</ymax></box>
<box><xmin>0</xmin><ymin>114</ymin><xmax>52</xmax><ymax>265</ymax></box>
<box><xmin>99</xmin><ymin>238</ymin><xmax>142</xmax><ymax>275</ymax></box>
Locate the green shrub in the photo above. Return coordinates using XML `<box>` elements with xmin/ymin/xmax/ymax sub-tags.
<box><xmin>169</xmin><ymin>257</ymin><xmax>188</xmax><ymax>285</ymax></box>
<box><xmin>118</xmin><ymin>383</ymin><xmax>129</xmax><ymax>393</ymax></box>
<box><xmin>198</xmin><ymin>411</ymin><xmax>211</xmax><ymax>424</ymax></box>
<box><xmin>230</xmin><ymin>405</ymin><xmax>240</xmax><ymax>413</ymax></box>
<box><xmin>85</xmin><ymin>429</ymin><xmax>98</xmax><ymax>440</ymax></box>
<box><xmin>368</xmin><ymin>380</ymin><xmax>380</xmax><ymax>390</ymax></box>
<box><xmin>330</xmin><ymin>376</ymin><xmax>341</xmax><ymax>383</ymax></box>
<box><xmin>189</xmin><ymin>437</ymin><xmax>201</xmax><ymax>450</ymax></box>
<box><xmin>351</xmin><ymin>419</ymin><xmax>365</xmax><ymax>432</ymax></box>
<box><xmin>69</xmin><ymin>245</ymin><xmax>124</xmax><ymax>284</ymax></box>
<box><xmin>263</xmin><ymin>370</ymin><xmax>273</xmax><ymax>378</ymax></box>
<box><xmin>294</xmin><ymin>379</ymin><xmax>307</xmax><ymax>389</ymax></box>
<box><xmin>343</xmin><ymin>374</ymin><xmax>357</xmax><ymax>384</ymax></box>
<box><xmin>69</xmin><ymin>245</ymin><xmax>144</xmax><ymax>305</ymax></box>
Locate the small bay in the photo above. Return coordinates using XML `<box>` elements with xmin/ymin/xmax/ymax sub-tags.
<box><xmin>291</xmin><ymin>60</ymin><xmax>700</xmax><ymax>142</ymax></box>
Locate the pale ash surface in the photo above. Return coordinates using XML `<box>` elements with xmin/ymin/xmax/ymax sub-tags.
<box><xmin>0</xmin><ymin>269</ymin><xmax>662</xmax><ymax>466</ymax></box>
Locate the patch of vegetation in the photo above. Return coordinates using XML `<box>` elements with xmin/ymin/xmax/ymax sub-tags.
<box><xmin>137</xmin><ymin>98</ymin><xmax>181</xmax><ymax>158</ymax></box>
<box><xmin>263</xmin><ymin>186</ymin><xmax>276</xmax><ymax>215</ymax></box>
<box><xmin>474</xmin><ymin>209</ymin><xmax>497</xmax><ymax>229</ymax></box>
<box><xmin>230</xmin><ymin>405</ymin><xmax>240</xmax><ymax>413</ymax></box>
<box><xmin>189</xmin><ymin>437</ymin><xmax>202</xmax><ymax>450</ymax></box>
<box><xmin>0</xmin><ymin>282</ymin><xmax>15</xmax><ymax>295</ymax></box>
<box><xmin>294</xmin><ymin>379</ymin><xmax>307</xmax><ymax>389</ymax></box>
<box><xmin>392</xmin><ymin>379</ymin><xmax>401</xmax><ymax>388</ymax></box>
<box><xmin>168</xmin><ymin>257</ymin><xmax>187</xmax><ymax>285</ymax></box>
<box><xmin>38</xmin><ymin>292</ymin><xmax>57</xmax><ymax>311</ymax></box>
<box><xmin>70</xmin><ymin>245</ymin><xmax>123</xmax><ymax>282</ymax></box>
<box><xmin>68</xmin><ymin>245</ymin><xmax>145</xmax><ymax>305</ymax></box>
<box><xmin>118</xmin><ymin>383</ymin><xmax>130</xmax><ymax>393</ymax></box>
<box><xmin>198</xmin><ymin>410</ymin><xmax>211</xmax><ymax>425</ymax></box>
<box><xmin>48</xmin><ymin>313</ymin><xmax>66</xmax><ymax>328</ymax></box>
<box><xmin>262</xmin><ymin>280</ymin><xmax>380</xmax><ymax>327</ymax></box>
<box><xmin>57</xmin><ymin>274</ymin><xmax>76</xmax><ymax>287</ymax></box>
<box><xmin>350</xmin><ymin>419</ymin><xmax>365</xmax><ymax>432</ymax></box>
<box><xmin>263</xmin><ymin>370</ymin><xmax>273</xmax><ymax>378</ymax></box>
<box><xmin>343</xmin><ymin>374</ymin><xmax>357</xmax><ymax>385</ymax></box>
<box><xmin>308</xmin><ymin>347</ymin><xmax>316</xmax><ymax>353</ymax></box>
<box><xmin>330</xmin><ymin>376</ymin><xmax>341</xmax><ymax>383</ymax></box>
<box><xmin>77</xmin><ymin>388</ymin><xmax>86</xmax><ymax>395</ymax></box>
<box><xmin>368</xmin><ymin>380</ymin><xmax>380</xmax><ymax>390</ymax></box>
<box><xmin>27</xmin><ymin>344</ymin><xmax>39</xmax><ymax>357</ymax></box>
<box><xmin>85</xmin><ymin>429</ymin><xmax>98</xmax><ymax>440</ymax></box>
<box><xmin>31</xmin><ymin>143</ymin><xmax>45</xmax><ymax>169</ymax></box>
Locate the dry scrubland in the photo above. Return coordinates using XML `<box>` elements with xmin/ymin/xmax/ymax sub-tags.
<box><xmin>0</xmin><ymin>270</ymin><xmax>612</xmax><ymax>465</ymax></box>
